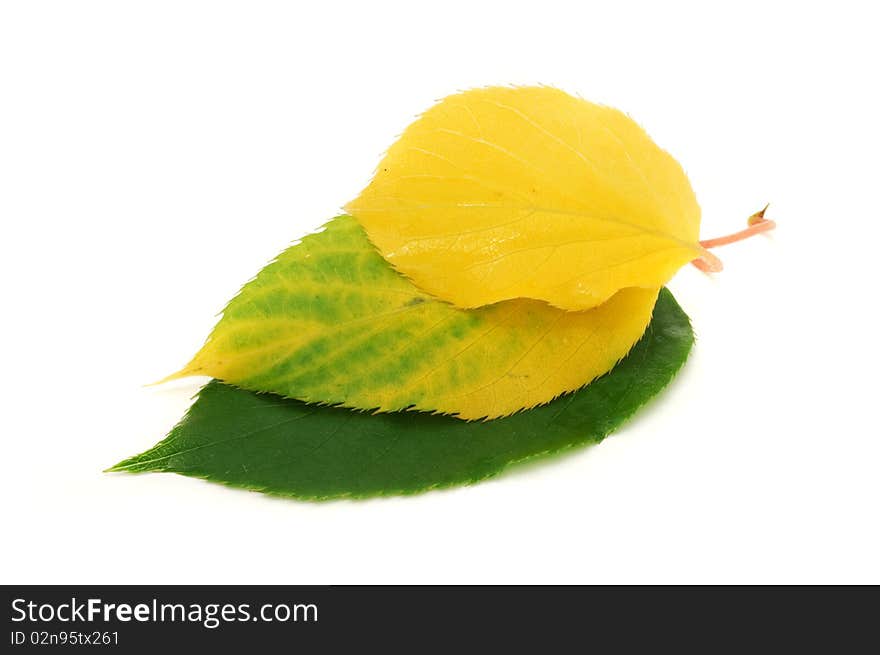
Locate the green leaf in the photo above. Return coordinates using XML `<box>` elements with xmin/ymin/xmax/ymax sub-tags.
<box><xmin>110</xmin><ymin>289</ymin><xmax>692</xmax><ymax>500</ymax></box>
<box><xmin>163</xmin><ymin>215</ymin><xmax>660</xmax><ymax>420</ymax></box>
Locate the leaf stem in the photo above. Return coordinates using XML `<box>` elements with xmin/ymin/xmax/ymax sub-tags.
<box><xmin>691</xmin><ymin>204</ymin><xmax>776</xmax><ymax>272</ymax></box>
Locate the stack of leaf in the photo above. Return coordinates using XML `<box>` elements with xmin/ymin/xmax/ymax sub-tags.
<box><xmin>110</xmin><ymin>86</ymin><xmax>724</xmax><ymax>499</ymax></box>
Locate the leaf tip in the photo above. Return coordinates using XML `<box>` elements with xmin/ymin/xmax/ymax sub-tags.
<box><xmin>145</xmin><ymin>364</ymin><xmax>202</xmax><ymax>387</ymax></box>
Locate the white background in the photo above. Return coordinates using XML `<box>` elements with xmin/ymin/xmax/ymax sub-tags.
<box><xmin>2</xmin><ymin>1</ymin><xmax>878</xmax><ymax>584</ymax></box>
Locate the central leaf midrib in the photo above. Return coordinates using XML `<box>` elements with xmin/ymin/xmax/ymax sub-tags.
<box><xmin>356</xmin><ymin>202</ymin><xmax>701</xmax><ymax>256</ymax></box>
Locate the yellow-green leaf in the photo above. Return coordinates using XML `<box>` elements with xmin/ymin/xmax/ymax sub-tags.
<box><xmin>345</xmin><ymin>85</ymin><xmax>709</xmax><ymax>311</ymax></box>
<box><xmin>112</xmin><ymin>289</ymin><xmax>694</xmax><ymax>499</ymax></box>
<box><xmin>165</xmin><ymin>216</ymin><xmax>658</xmax><ymax>420</ymax></box>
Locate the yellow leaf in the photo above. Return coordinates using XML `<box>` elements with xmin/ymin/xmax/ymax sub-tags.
<box><xmin>346</xmin><ymin>86</ymin><xmax>709</xmax><ymax>311</ymax></box>
<box><xmin>164</xmin><ymin>216</ymin><xmax>659</xmax><ymax>420</ymax></box>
